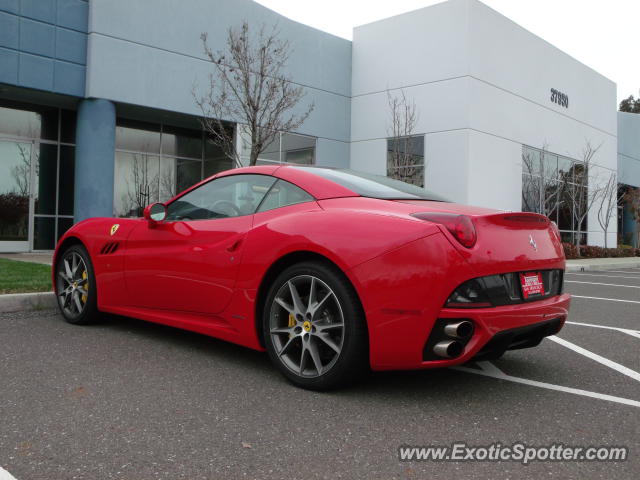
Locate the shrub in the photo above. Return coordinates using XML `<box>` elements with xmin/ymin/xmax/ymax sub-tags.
<box><xmin>556</xmin><ymin>242</ymin><xmax>637</xmax><ymax>259</ymax></box>
<box><xmin>562</xmin><ymin>242</ymin><xmax>578</xmax><ymax>259</ymax></box>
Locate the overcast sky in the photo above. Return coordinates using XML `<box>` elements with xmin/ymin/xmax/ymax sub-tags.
<box><xmin>255</xmin><ymin>0</ymin><xmax>639</xmax><ymax>104</ymax></box>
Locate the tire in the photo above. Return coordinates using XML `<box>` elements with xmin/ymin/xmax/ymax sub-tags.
<box><xmin>55</xmin><ymin>244</ymin><xmax>99</xmax><ymax>325</ymax></box>
<box><xmin>262</xmin><ymin>261</ymin><xmax>368</xmax><ymax>390</ymax></box>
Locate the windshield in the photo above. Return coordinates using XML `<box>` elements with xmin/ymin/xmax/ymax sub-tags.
<box><xmin>292</xmin><ymin>167</ymin><xmax>449</xmax><ymax>201</ymax></box>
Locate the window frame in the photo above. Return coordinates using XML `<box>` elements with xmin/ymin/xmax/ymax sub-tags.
<box><xmin>255</xmin><ymin>179</ymin><xmax>316</xmax><ymax>213</ymax></box>
<box><xmin>164</xmin><ymin>173</ymin><xmax>281</xmax><ymax>222</ymax></box>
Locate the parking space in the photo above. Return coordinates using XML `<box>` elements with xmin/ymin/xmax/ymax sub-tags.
<box><xmin>0</xmin><ymin>269</ymin><xmax>638</xmax><ymax>479</ymax></box>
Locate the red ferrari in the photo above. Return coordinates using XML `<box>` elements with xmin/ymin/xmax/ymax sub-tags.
<box><xmin>53</xmin><ymin>165</ymin><xmax>570</xmax><ymax>389</ymax></box>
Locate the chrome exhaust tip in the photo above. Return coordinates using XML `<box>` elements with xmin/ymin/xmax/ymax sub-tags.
<box><xmin>433</xmin><ymin>340</ymin><xmax>464</xmax><ymax>358</ymax></box>
<box><xmin>444</xmin><ymin>320</ymin><xmax>474</xmax><ymax>340</ymax></box>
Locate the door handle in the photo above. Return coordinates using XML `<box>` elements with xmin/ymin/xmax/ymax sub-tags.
<box><xmin>227</xmin><ymin>238</ymin><xmax>243</xmax><ymax>252</ymax></box>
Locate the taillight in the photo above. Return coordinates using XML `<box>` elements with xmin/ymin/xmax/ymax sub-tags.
<box><xmin>445</xmin><ymin>278</ymin><xmax>492</xmax><ymax>308</ymax></box>
<box><xmin>411</xmin><ymin>212</ymin><xmax>477</xmax><ymax>248</ymax></box>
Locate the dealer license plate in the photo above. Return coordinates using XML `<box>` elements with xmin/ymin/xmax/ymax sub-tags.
<box><xmin>520</xmin><ymin>272</ymin><xmax>545</xmax><ymax>299</ymax></box>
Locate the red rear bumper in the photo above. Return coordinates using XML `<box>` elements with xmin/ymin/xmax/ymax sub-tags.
<box><xmin>410</xmin><ymin>293</ymin><xmax>570</xmax><ymax>370</ymax></box>
<box><xmin>348</xmin><ymin>232</ymin><xmax>570</xmax><ymax>371</ymax></box>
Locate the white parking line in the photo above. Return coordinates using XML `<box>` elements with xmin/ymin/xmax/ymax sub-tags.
<box><xmin>0</xmin><ymin>467</ymin><xmax>18</xmax><ymax>480</ymax></box>
<box><xmin>453</xmin><ymin>362</ymin><xmax>640</xmax><ymax>408</ymax></box>
<box><xmin>565</xmin><ymin>280</ymin><xmax>640</xmax><ymax>289</ymax></box>
<box><xmin>566</xmin><ymin>273</ymin><xmax>640</xmax><ymax>280</ymax></box>
<box><xmin>548</xmin><ymin>336</ymin><xmax>640</xmax><ymax>382</ymax></box>
<box><xmin>571</xmin><ymin>295</ymin><xmax>640</xmax><ymax>304</ymax></box>
<box><xmin>566</xmin><ymin>321</ymin><xmax>640</xmax><ymax>339</ymax></box>
<box><xmin>600</xmin><ymin>270</ymin><xmax>640</xmax><ymax>275</ymax></box>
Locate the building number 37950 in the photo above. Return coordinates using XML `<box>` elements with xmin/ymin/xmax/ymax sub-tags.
<box><xmin>550</xmin><ymin>88</ymin><xmax>569</xmax><ymax>108</ymax></box>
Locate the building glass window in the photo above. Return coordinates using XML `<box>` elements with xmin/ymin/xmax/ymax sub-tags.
<box><xmin>386</xmin><ymin>135</ymin><xmax>425</xmax><ymax>187</ymax></box>
<box><xmin>114</xmin><ymin>119</ymin><xmax>234</xmax><ymax>218</ymax></box>
<box><xmin>0</xmin><ymin>100</ymin><xmax>76</xmax><ymax>250</ymax></box>
<box><xmin>239</xmin><ymin>128</ymin><xmax>316</xmax><ymax>166</ymax></box>
<box><xmin>521</xmin><ymin>145</ymin><xmax>591</xmax><ymax>243</ymax></box>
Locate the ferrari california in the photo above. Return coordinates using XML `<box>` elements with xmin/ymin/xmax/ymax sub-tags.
<box><xmin>53</xmin><ymin>165</ymin><xmax>570</xmax><ymax>390</ymax></box>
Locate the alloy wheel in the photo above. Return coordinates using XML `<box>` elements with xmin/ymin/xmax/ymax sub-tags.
<box><xmin>56</xmin><ymin>251</ymin><xmax>89</xmax><ymax>317</ymax></box>
<box><xmin>269</xmin><ymin>275</ymin><xmax>345</xmax><ymax>378</ymax></box>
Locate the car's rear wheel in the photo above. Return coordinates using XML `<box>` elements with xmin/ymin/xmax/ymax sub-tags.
<box><xmin>263</xmin><ymin>261</ymin><xmax>368</xmax><ymax>390</ymax></box>
<box><xmin>55</xmin><ymin>244</ymin><xmax>99</xmax><ymax>325</ymax></box>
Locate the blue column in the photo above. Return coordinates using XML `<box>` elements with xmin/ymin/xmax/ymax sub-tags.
<box><xmin>74</xmin><ymin>98</ymin><xmax>116</xmax><ymax>223</ymax></box>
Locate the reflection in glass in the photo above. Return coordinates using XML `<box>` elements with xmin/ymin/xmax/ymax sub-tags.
<box><xmin>0</xmin><ymin>105</ymin><xmax>58</xmax><ymax>140</ymax></box>
<box><xmin>0</xmin><ymin>141</ymin><xmax>31</xmax><ymax>242</ymax></box>
<box><xmin>521</xmin><ymin>173</ymin><xmax>539</xmax><ymax>213</ymax></box>
<box><xmin>282</xmin><ymin>133</ymin><xmax>315</xmax><ymax>165</ymax></box>
<box><xmin>166</xmin><ymin>174</ymin><xmax>276</xmax><ymax>221</ymax></box>
<box><xmin>521</xmin><ymin>145</ymin><xmax>588</xmax><ymax>241</ymax></box>
<box><xmin>116</xmin><ymin>120</ymin><xmax>161</xmax><ymax>153</ymax></box>
<box><xmin>386</xmin><ymin>135</ymin><xmax>425</xmax><ymax>187</ymax></box>
<box><xmin>113</xmin><ymin>152</ymin><xmax>160</xmax><ymax>217</ymax></box>
<box><xmin>240</xmin><ymin>128</ymin><xmax>317</xmax><ymax>166</ymax></box>
<box><xmin>176</xmin><ymin>159</ymin><xmax>201</xmax><ymax>195</ymax></box>
<box><xmin>204</xmin><ymin>141</ymin><xmax>232</xmax><ymax>177</ymax></box>
<box><xmin>257</xmin><ymin>180</ymin><xmax>314</xmax><ymax>213</ymax></box>
<box><xmin>162</xmin><ymin>125</ymin><xmax>202</xmax><ymax>159</ymax></box>
<box><xmin>159</xmin><ymin>157</ymin><xmax>176</xmax><ymax>202</ymax></box>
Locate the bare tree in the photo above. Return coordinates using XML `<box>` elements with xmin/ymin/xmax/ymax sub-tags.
<box><xmin>596</xmin><ymin>172</ymin><xmax>618</xmax><ymax>248</ymax></box>
<box><xmin>195</xmin><ymin>21</ymin><xmax>314</xmax><ymax>167</ymax></box>
<box><xmin>123</xmin><ymin>154</ymin><xmax>158</xmax><ymax>217</ymax></box>
<box><xmin>10</xmin><ymin>144</ymin><xmax>32</xmax><ymax>197</ymax></box>
<box><xmin>521</xmin><ymin>144</ymin><xmax>561</xmax><ymax>217</ymax></box>
<box><xmin>387</xmin><ymin>89</ymin><xmax>422</xmax><ymax>186</ymax></box>
<box><xmin>563</xmin><ymin>141</ymin><xmax>603</xmax><ymax>247</ymax></box>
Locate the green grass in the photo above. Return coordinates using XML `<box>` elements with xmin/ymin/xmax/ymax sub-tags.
<box><xmin>0</xmin><ymin>258</ymin><xmax>53</xmax><ymax>294</ymax></box>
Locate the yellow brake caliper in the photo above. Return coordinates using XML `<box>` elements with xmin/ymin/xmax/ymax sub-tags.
<box><xmin>81</xmin><ymin>270</ymin><xmax>88</xmax><ymax>303</ymax></box>
<box><xmin>288</xmin><ymin>313</ymin><xmax>296</xmax><ymax>337</ymax></box>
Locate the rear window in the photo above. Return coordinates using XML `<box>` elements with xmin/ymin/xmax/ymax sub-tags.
<box><xmin>292</xmin><ymin>167</ymin><xmax>449</xmax><ymax>201</ymax></box>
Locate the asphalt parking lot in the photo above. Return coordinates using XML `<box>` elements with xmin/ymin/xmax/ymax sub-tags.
<box><xmin>1</xmin><ymin>269</ymin><xmax>639</xmax><ymax>480</ymax></box>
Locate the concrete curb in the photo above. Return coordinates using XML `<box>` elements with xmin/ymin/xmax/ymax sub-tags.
<box><xmin>566</xmin><ymin>259</ymin><xmax>640</xmax><ymax>272</ymax></box>
<box><xmin>0</xmin><ymin>292</ymin><xmax>56</xmax><ymax>313</ymax></box>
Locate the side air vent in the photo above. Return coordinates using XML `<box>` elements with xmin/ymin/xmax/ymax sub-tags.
<box><xmin>100</xmin><ymin>242</ymin><xmax>120</xmax><ymax>255</ymax></box>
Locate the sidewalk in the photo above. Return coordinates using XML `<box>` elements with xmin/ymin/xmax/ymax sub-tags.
<box><xmin>565</xmin><ymin>257</ymin><xmax>640</xmax><ymax>272</ymax></box>
<box><xmin>0</xmin><ymin>252</ymin><xmax>53</xmax><ymax>266</ymax></box>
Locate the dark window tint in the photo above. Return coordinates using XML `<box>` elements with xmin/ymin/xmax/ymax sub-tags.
<box><xmin>34</xmin><ymin>143</ymin><xmax>58</xmax><ymax>215</ymax></box>
<box><xmin>162</xmin><ymin>125</ymin><xmax>202</xmax><ymax>159</ymax></box>
<box><xmin>292</xmin><ymin>167</ymin><xmax>449</xmax><ymax>201</ymax></box>
<box><xmin>166</xmin><ymin>174</ymin><xmax>276</xmax><ymax>221</ymax></box>
<box><xmin>257</xmin><ymin>180</ymin><xmax>314</xmax><ymax>213</ymax></box>
<box><xmin>58</xmin><ymin>146</ymin><xmax>75</xmax><ymax>215</ymax></box>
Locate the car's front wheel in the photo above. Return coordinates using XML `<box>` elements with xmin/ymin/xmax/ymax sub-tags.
<box><xmin>55</xmin><ymin>244</ymin><xmax>99</xmax><ymax>325</ymax></box>
<box><xmin>263</xmin><ymin>261</ymin><xmax>368</xmax><ymax>390</ymax></box>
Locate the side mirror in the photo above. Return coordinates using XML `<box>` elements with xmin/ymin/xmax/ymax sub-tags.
<box><xmin>143</xmin><ymin>202</ymin><xmax>167</xmax><ymax>224</ymax></box>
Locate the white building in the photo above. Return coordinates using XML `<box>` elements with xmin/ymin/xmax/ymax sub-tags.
<box><xmin>1</xmin><ymin>0</ymin><xmax>634</xmax><ymax>251</ymax></box>
<box><xmin>350</xmin><ymin>0</ymin><xmax>618</xmax><ymax>246</ymax></box>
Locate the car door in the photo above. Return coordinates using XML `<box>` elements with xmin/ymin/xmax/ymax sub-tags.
<box><xmin>123</xmin><ymin>174</ymin><xmax>276</xmax><ymax>315</ymax></box>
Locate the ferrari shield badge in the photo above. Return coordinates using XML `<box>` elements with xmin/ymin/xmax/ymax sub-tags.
<box><xmin>110</xmin><ymin>224</ymin><xmax>120</xmax><ymax>236</ymax></box>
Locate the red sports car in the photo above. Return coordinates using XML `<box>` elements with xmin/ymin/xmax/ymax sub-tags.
<box><xmin>53</xmin><ymin>165</ymin><xmax>570</xmax><ymax>389</ymax></box>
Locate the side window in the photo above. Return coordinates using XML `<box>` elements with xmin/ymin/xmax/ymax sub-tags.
<box><xmin>257</xmin><ymin>179</ymin><xmax>314</xmax><ymax>213</ymax></box>
<box><xmin>166</xmin><ymin>174</ymin><xmax>276</xmax><ymax>221</ymax></box>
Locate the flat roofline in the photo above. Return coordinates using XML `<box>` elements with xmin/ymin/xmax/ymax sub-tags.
<box><xmin>353</xmin><ymin>0</ymin><xmax>616</xmax><ymax>87</ymax></box>
<box><xmin>252</xmin><ymin>0</ymin><xmax>351</xmax><ymax>43</ymax></box>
